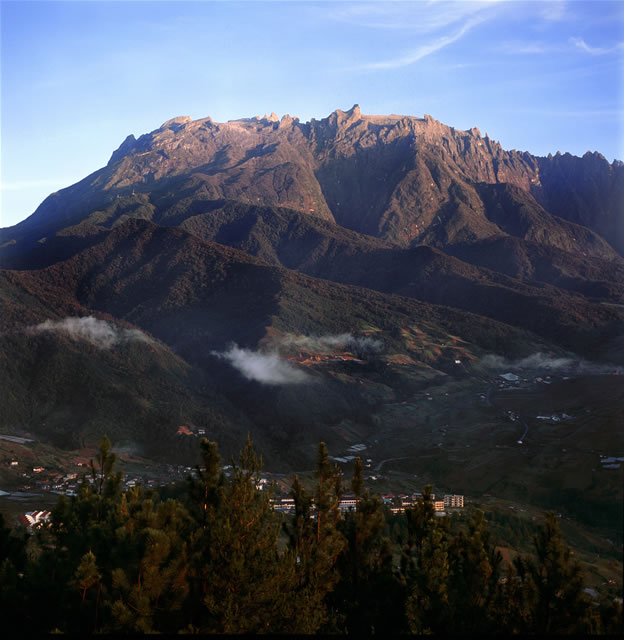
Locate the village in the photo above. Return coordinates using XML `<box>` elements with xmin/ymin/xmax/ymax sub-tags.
<box><xmin>2</xmin><ymin>452</ymin><xmax>465</xmax><ymax>534</ymax></box>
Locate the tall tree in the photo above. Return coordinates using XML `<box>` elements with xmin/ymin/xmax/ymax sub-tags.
<box><xmin>283</xmin><ymin>442</ymin><xmax>346</xmax><ymax>633</ymax></box>
<box><xmin>402</xmin><ymin>486</ymin><xmax>450</xmax><ymax>634</ymax></box>
<box><xmin>330</xmin><ymin>459</ymin><xmax>404</xmax><ymax>634</ymax></box>
<box><xmin>446</xmin><ymin>509</ymin><xmax>499</xmax><ymax>632</ymax></box>
<box><xmin>188</xmin><ymin>435</ymin><xmax>295</xmax><ymax>633</ymax></box>
<box><xmin>530</xmin><ymin>513</ymin><xmax>596</xmax><ymax>633</ymax></box>
<box><xmin>107</xmin><ymin>496</ymin><xmax>191</xmax><ymax>633</ymax></box>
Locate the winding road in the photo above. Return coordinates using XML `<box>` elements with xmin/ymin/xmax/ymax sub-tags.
<box><xmin>374</xmin><ymin>456</ymin><xmax>412</xmax><ymax>472</ymax></box>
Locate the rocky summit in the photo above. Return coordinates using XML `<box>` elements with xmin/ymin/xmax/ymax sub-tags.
<box><xmin>3</xmin><ymin>105</ymin><xmax>622</xmax><ymax>255</ymax></box>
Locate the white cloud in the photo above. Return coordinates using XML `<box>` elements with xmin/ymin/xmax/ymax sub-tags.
<box><xmin>357</xmin><ymin>16</ymin><xmax>483</xmax><ymax>70</ymax></box>
<box><xmin>212</xmin><ymin>344</ymin><xmax>310</xmax><ymax>385</ymax></box>
<box><xmin>481</xmin><ymin>352</ymin><xmax>621</xmax><ymax>374</ymax></box>
<box><xmin>328</xmin><ymin>0</ymin><xmax>500</xmax><ymax>33</ymax></box>
<box><xmin>27</xmin><ymin>316</ymin><xmax>152</xmax><ymax>349</ymax></box>
<box><xmin>569</xmin><ymin>37</ymin><xmax>624</xmax><ymax>56</ymax></box>
<box><xmin>276</xmin><ymin>333</ymin><xmax>383</xmax><ymax>354</ymax></box>
<box><xmin>211</xmin><ymin>332</ymin><xmax>381</xmax><ymax>385</ymax></box>
<box><xmin>540</xmin><ymin>0</ymin><xmax>567</xmax><ymax>22</ymax></box>
<box><xmin>500</xmin><ymin>40</ymin><xmax>558</xmax><ymax>55</ymax></box>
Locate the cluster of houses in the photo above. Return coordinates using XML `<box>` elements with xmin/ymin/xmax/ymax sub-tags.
<box><xmin>496</xmin><ymin>373</ymin><xmax>561</xmax><ymax>389</ymax></box>
<box><xmin>382</xmin><ymin>492</ymin><xmax>464</xmax><ymax>515</ymax></box>
<box><xmin>270</xmin><ymin>492</ymin><xmax>465</xmax><ymax>515</ymax></box>
<box><xmin>7</xmin><ymin>463</ymin><xmax>83</xmax><ymax>495</ymax></box>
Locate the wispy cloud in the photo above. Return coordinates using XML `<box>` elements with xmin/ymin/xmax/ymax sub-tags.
<box><xmin>569</xmin><ymin>37</ymin><xmax>624</xmax><ymax>56</ymax></box>
<box><xmin>357</xmin><ymin>16</ymin><xmax>484</xmax><ymax>71</ymax></box>
<box><xmin>27</xmin><ymin>316</ymin><xmax>152</xmax><ymax>349</ymax></box>
<box><xmin>328</xmin><ymin>1</ymin><xmax>500</xmax><ymax>33</ymax></box>
<box><xmin>211</xmin><ymin>332</ymin><xmax>382</xmax><ymax>385</ymax></box>
<box><xmin>500</xmin><ymin>35</ymin><xmax>624</xmax><ymax>58</ymax></box>
<box><xmin>481</xmin><ymin>352</ymin><xmax>621</xmax><ymax>374</ymax></box>
<box><xmin>540</xmin><ymin>0</ymin><xmax>567</xmax><ymax>22</ymax></box>
<box><xmin>276</xmin><ymin>333</ymin><xmax>383</xmax><ymax>354</ymax></box>
<box><xmin>500</xmin><ymin>40</ymin><xmax>560</xmax><ymax>55</ymax></box>
<box><xmin>212</xmin><ymin>344</ymin><xmax>311</xmax><ymax>385</ymax></box>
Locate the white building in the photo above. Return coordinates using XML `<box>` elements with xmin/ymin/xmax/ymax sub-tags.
<box><xmin>443</xmin><ymin>494</ymin><xmax>464</xmax><ymax>508</ymax></box>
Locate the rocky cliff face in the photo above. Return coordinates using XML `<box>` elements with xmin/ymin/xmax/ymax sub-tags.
<box><xmin>5</xmin><ymin>105</ymin><xmax>620</xmax><ymax>258</ymax></box>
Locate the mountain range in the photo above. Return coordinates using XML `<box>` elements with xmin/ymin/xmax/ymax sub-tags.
<box><xmin>1</xmin><ymin>105</ymin><xmax>622</xmax><ymax>469</ymax></box>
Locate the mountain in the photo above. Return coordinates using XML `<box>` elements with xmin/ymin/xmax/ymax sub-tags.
<box><xmin>1</xmin><ymin>106</ymin><xmax>622</xmax><ymax>469</ymax></box>
<box><xmin>2</xmin><ymin>104</ymin><xmax>622</xmax><ymax>255</ymax></box>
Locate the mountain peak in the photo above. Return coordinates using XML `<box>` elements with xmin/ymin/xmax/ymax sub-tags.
<box><xmin>160</xmin><ymin>116</ymin><xmax>192</xmax><ymax>130</ymax></box>
<box><xmin>337</xmin><ymin>103</ymin><xmax>361</xmax><ymax>121</ymax></box>
<box><xmin>347</xmin><ymin>103</ymin><xmax>361</xmax><ymax>118</ymax></box>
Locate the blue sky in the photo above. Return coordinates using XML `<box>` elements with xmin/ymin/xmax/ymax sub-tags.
<box><xmin>1</xmin><ymin>0</ymin><xmax>622</xmax><ymax>227</ymax></box>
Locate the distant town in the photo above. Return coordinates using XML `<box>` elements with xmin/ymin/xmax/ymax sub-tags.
<box><xmin>2</xmin><ymin>449</ymin><xmax>466</xmax><ymax>533</ymax></box>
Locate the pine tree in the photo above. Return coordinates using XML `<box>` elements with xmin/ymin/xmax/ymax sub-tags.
<box><xmin>402</xmin><ymin>485</ymin><xmax>450</xmax><ymax>634</ymax></box>
<box><xmin>74</xmin><ymin>551</ymin><xmax>101</xmax><ymax>602</ymax></box>
<box><xmin>283</xmin><ymin>442</ymin><xmax>346</xmax><ymax>633</ymax></box>
<box><xmin>493</xmin><ymin>554</ymin><xmax>538</xmax><ymax>633</ymax></box>
<box><xmin>90</xmin><ymin>435</ymin><xmax>122</xmax><ymax>501</ymax></box>
<box><xmin>188</xmin><ymin>435</ymin><xmax>295</xmax><ymax>633</ymax></box>
<box><xmin>531</xmin><ymin>512</ymin><xmax>596</xmax><ymax>633</ymax></box>
<box><xmin>107</xmin><ymin>496</ymin><xmax>191</xmax><ymax>633</ymax></box>
<box><xmin>330</xmin><ymin>458</ymin><xmax>404</xmax><ymax>634</ymax></box>
<box><xmin>187</xmin><ymin>438</ymin><xmax>222</xmax><ymax>528</ymax></box>
<box><xmin>0</xmin><ymin>513</ymin><xmax>29</xmax><ymax>632</ymax></box>
<box><xmin>446</xmin><ymin>509</ymin><xmax>498</xmax><ymax>632</ymax></box>
<box><xmin>72</xmin><ymin>550</ymin><xmax>102</xmax><ymax>633</ymax></box>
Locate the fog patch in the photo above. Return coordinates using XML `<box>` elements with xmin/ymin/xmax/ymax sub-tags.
<box><xmin>212</xmin><ymin>344</ymin><xmax>311</xmax><ymax>385</ymax></box>
<box><xmin>112</xmin><ymin>440</ymin><xmax>145</xmax><ymax>456</ymax></box>
<box><xmin>277</xmin><ymin>333</ymin><xmax>383</xmax><ymax>354</ymax></box>
<box><xmin>27</xmin><ymin>316</ymin><xmax>152</xmax><ymax>350</ymax></box>
<box><xmin>481</xmin><ymin>352</ymin><xmax>620</xmax><ymax>375</ymax></box>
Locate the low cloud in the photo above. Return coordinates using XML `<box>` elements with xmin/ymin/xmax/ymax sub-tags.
<box><xmin>481</xmin><ymin>352</ymin><xmax>620</xmax><ymax>375</ymax></box>
<box><xmin>277</xmin><ymin>333</ymin><xmax>383</xmax><ymax>354</ymax></box>
<box><xmin>27</xmin><ymin>316</ymin><xmax>152</xmax><ymax>349</ymax></box>
<box><xmin>212</xmin><ymin>344</ymin><xmax>310</xmax><ymax>385</ymax></box>
<box><xmin>212</xmin><ymin>333</ymin><xmax>382</xmax><ymax>385</ymax></box>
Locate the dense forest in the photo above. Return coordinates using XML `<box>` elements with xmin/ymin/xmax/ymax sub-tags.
<box><xmin>0</xmin><ymin>436</ymin><xmax>621</xmax><ymax>634</ymax></box>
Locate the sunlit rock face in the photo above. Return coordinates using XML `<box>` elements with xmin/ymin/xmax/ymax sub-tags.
<box><xmin>5</xmin><ymin>105</ymin><xmax>621</xmax><ymax>258</ymax></box>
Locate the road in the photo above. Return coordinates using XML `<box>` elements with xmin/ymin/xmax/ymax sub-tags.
<box><xmin>518</xmin><ymin>419</ymin><xmax>529</xmax><ymax>443</ymax></box>
<box><xmin>484</xmin><ymin>385</ymin><xmax>528</xmax><ymax>443</ymax></box>
<box><xmin>374</xmin><ymin>456</ymin><xmax>411</xmax><ymax>472</ymax></box>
